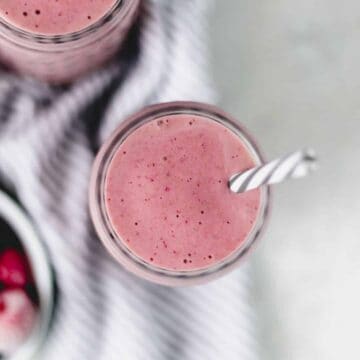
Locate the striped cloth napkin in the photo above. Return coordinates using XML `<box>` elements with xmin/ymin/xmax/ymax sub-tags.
<box><xmin>0</xmin><ymin>1</ymin><xmax>258</xmax><ymax>359</ymax></box>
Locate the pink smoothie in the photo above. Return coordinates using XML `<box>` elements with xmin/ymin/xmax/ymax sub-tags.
<box><xmin>105</xmin><ymin>114</ymin><xmax>261</xmax><ymax>271</ymax></box>
<box><xmin>0</xmin><ymin>0</ymin><xmax>117</xmax><ymax>35</ymax></box>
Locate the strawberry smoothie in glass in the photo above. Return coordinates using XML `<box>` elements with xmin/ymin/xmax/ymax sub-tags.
<box><xmin>89</xmin><ymin>102</ymin><xmax>270</xmax><ymax>286</ymax></box>
<box><xmin>0</xmin><ymin>0</ymin><xmax>140</xmax><ymax>82</ymax></box>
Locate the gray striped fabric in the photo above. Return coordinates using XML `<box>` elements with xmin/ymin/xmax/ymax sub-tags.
<box><xmin>0</xmin><ymin>1</ymin><xmax>258</xmax><ymax>359</ymax></box>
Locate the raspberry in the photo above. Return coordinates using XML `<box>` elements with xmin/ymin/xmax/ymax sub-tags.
<box><xmin>0</xmin><ymin>249</ymin><xmax>33</xmax><ymax>288</ymax></box>
<box><xmin>0</xmin><ymin>288</ymin><xmax>37</xmax><ymax>355</ymax></box>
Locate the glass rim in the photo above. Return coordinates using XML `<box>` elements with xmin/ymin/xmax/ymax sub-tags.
<box><xmin>0</xmin><ymin>0</ymin><xmax>133</xmax><ymax>44</ymax></box>
<box><xmin>89</xmin><ymin>101</ymin><xmax>271</xmax><ymax>286</ymax></box>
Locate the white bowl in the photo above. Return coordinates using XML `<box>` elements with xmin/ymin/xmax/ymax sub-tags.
<box><xmin>0</xmin><ymin>190</ymin><xmax>54</xmax><ymax>360</ymax></box>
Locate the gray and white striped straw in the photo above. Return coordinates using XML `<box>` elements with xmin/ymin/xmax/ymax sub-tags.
<box><xmin>229</xmin><ymin>148</ymin><xmax>317</xmax><ymax>194</ymax></box>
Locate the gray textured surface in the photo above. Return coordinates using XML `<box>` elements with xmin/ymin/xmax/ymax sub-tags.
<box><xmin>210</xmin><ymin>1</ymin><xmax>360</xmax><ymax>359</ymax></box>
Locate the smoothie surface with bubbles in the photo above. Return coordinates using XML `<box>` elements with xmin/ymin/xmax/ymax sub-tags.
<box><xmin>0</xmin><ymin>0</ymin><xmax>117</xmax><ymax>35</ymax></box>
<box><xmin>105</xmin><ymin>114</ymin><xmax>261</xmax><ymax>271</ymax></box>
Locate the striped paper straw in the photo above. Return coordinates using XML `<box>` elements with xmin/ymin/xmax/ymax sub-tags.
<box><xmin>229</xmin><ymin>148</ymin><xmax>317</xmax><ymax>194</ymax></box>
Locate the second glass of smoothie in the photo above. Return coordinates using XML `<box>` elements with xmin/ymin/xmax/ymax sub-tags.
<box><xmin>89</xmin><ymin>102</ymin><xmax>270</xmax><ymax>286</ymax></box>
<box><xmin>0</xmin><ymin>0</ymin><xmax>140</xmax><ymax>82</ymax></box>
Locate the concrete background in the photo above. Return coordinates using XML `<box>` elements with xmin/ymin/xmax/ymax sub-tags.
<box><xmin>210</xmin><ymin>1</ymin><xmax>360</xmax><ymax>359</ymax></box>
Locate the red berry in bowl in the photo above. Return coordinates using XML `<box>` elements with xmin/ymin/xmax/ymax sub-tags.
<box><xmin>0</xmin><ymin>288</ymin><xmax>37</xmax><ymax>355</ymax></box>
<box><xmin>0</xmin><ymin>249</ymin><xmax>33</xmax><ymax>288</ymax></box>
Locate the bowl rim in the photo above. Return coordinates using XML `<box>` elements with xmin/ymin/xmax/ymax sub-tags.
<box><xmin>0</xmin><ymin>190</ymin><xmax>54</xmax><ymax>360</ymax></box>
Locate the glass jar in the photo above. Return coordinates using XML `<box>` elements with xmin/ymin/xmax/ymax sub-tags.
<box><xmin>89</xmin><ymin>102</ymin><xmax>271</xmax><ymax>286</ymax></box>
<box><xmin>0</xmin><ymin>0</ymin><xmax>140</xmax><ymax>83</ymax></box>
